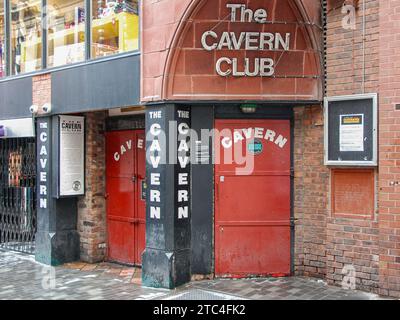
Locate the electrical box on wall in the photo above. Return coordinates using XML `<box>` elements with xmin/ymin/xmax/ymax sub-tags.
<box><xmin>324</xmin><ymin>93</ymin><xmax>378</xmax><ymax>166</ymax></box>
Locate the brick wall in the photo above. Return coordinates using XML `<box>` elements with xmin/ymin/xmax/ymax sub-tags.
<box><xmin>294</xmin><ymin>106</ymin><xmax>328</xmax><ymax>278</ymax></box>
<box><xmin>77</xmin><ymin>112</ymin><xmax>107</xmax><ymax>263</ymax></box>
<box><xmin>324</xmin><ymin>0</ymin><xmax>382</xmax><ymax>294</ymax></box>
<box><xmin>378</xmin><ymin>0</ymin><xmax>400</xmax><ymax>298</ymax></box>
<box><xmin>32</xmin><ymin>74</ymin><xmax>51</xmax><ymax>107</ymax></box>
<box><xmin>326</xmin><ymin>0</ymin><xmax>379</xmax><ymax>95</ymax></box>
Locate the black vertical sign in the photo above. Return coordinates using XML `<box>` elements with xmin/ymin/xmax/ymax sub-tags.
<box><xmin>35</xmin><ymin>117</ymin><xmax>52</xmax><ymax>264</ymax></box>
<box><xmin>175</xmin><ymin>107</ymin><xmax>191</xmax><ymax>250</ymax></box>
<box><xmin>36</xmin><ymin>118</ymin><xmax>51</xmax><ymax>225</ymax></box>
<box><xmin>145</xmin><ymin>107</ymin><xmax>167</xmax><ymax>250</ymax></box>
<box><xmin>143</xmin><ymin>105</ymin><xmax>192</xmax><ymax>288</ymax></box>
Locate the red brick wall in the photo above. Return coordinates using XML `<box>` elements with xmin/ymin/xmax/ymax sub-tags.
<box><xmin>294</xmin><ymin>106</ymin><xmax>328</xmax><ymax>278</ymax></box>
<box><xmin>141</xmin><ymin>0</ymin><xmax>323</xmax><ymax>102</ymax></box>
<box><xmin>378</xmin><ymin>0</ymin><xmax>400</xmax><ymax>298</ymax></box>
<box><xmin>326</xmin><ymin>0</ymin><xmax>379</xmax><ymax>95</ymax></box>
<box><xmin>77</xmin><ymin>112</ymin><xmax>107</xmax><ymax>263</ymax></box>
<box><xmin>294</xmin><ymin>0</ymin><xmax>383</xmax><ymax>294</ymax></box>
<box><xmin>324</xmin><ymin>0</ymin><xmax>382</xmax><ymax>294</ymax></box>
<box><xmin>32</xmin><ymin>74</ymin><xmax>51</xmax><ymax>107</ymax></box>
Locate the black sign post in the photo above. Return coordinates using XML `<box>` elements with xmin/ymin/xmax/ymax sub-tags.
<box><xmin>142</xmin><ymin>104</ymin><xmax>192</xmax><ymax>289</ymax></box>
<box><xmin>35</xmin><ymin>116</ymin><xmax>80</xmax><ymax>266</ymax></box>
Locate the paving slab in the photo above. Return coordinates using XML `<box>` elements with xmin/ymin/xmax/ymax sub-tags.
<box><xmin>0</xmin><ymin>250</ymin><xmax>393</xmax><ymax>301</ymax></box>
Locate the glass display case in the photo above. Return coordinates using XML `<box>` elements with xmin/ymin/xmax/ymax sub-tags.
<box><xmin>47</xmin><ymin>0</ymin><xmax>86</xmax><ymax>68</ymax></box>
<box><xmin>11</xmin><ymin>0</ymin><xmax>42</xmax><ymax>75</ymax></box>
<box><xmin>1</xmin><ymin>0</ymin><xmax>140</xmax><ymax>76</ymax></box>
<box><xmin>91</xmin><ymin>0</ymin><xmax>139</xmax><ymax>58</ymax></box>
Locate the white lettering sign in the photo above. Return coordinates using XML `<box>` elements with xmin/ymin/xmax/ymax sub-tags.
<box><xmin>38</xmin><ymin>120</ymin><xmax>48</xmax><ymax>209</ymax></box>
<box><xmin>221</xmin><ymin>127</ymin><xmax>288</xmax><ymax>149</ymax></box>
<box><xmin>201</xmin><ymin>3</ymin><xmax>292</xmax><ymax>77</ymax></box>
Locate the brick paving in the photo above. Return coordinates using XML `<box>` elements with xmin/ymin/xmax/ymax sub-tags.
<box><xmin>0</xmin><ymin>250</ymin><xmax>392</xmax><ymax>300</ymax></box>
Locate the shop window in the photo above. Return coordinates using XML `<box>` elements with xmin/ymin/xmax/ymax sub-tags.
<box><xmin>91</xmin><ymin>0</ymin><xmax>139</xmax><ymax>58</ymax></box>
<box><xmin>0</xmin><ymin>2</ymin><xmax>4</xmax><ymax>78</ymax></box>
<box><xmin>10</xmin><ymin>0</ymin><xmax>42</xmax><ymax>75</ymax></box>
<box><xmin>47</xmin><ymin>0</ymin><xmax>86</xmax><ymax>68</ymax></box>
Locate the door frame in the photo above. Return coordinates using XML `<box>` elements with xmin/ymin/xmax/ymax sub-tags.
<box><xmin>213</xmin><ymin>109</ymin><xmax>295</xmax><ymax>277</ymax></box>
<box><xmin>105</xmin><ymin>128</ymin><xmax>145</xmax><ymax>267</ymax></box>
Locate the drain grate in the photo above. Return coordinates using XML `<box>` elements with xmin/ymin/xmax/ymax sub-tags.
<box><xmin>163</xmin><ymin>289</ymin><xmax>246</xmax><ymax>300</ymax></box>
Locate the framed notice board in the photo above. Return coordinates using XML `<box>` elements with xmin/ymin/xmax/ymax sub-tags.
<box><xmin>58</xmin><ymin>115</ymin><xmax>85</xmax><ymax>197</ymax></box>
<box><xmin>324</xmin><ymin>94</ymin><xmax>378</xmax><ymax>166</ymax></box>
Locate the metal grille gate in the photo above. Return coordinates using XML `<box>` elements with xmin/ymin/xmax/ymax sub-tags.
<box><xmin>0</xmin><ymin>138</ymin><xmax>36</xmax><ymax>254</ymax></box>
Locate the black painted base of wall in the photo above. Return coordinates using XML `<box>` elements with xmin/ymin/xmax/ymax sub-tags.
<box><xmin>35</xmin><ymin>230</ymin><xmax>80</xmax><ymax>266</ymax></box>
<box><xmin>142</xmin><ymin>248</ymin><xmax>191</xmax><ymax>289</ymax></box>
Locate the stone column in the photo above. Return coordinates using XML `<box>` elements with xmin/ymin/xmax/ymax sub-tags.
<box><xmin>142</xmin><ymin>104</ymin><xmax>192</xmax><ymax>289</ymax></box>
<box><xmin>35</xmin><ymin>116</ymin><xmax>80</xmax><ymax>266</ymax></box>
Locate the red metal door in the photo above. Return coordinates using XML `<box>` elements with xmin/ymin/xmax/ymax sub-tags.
<box><xmin>135</xmin><ymin>132</ymin><xmax>146</xmax><ymax>264</ymax></box>
<box><xmin>106</xmin><ymin>130</ymin><xmax>145</xmax><ymax>265</ymax></box>
<box><xmin>215</xmin><ymin>119</ymin><xmax>291</xmax><ymax>277</ymax></box>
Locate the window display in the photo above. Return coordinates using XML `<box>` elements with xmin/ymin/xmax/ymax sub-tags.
<box><xmin>47</xmin><ymin>0</ymin><xmax>86</xmax><ymax>68</ymax></box>
<box><xmin>1</xmin><ymin>0</ymin><xmax>140</xmax><ymax>77</ymax></box>
<box><xmin>11</xmin><ymin>0</ymin><xmax>42</xmax><ymax>75</ymax></box>
<box><xmin>0</xmin><ymin>2</ymin><xmax>5</xmax><ymax>78</ymax></box>
<box><xmin>91</xmin><ymin>0</ymin><xmax>139</xmax><ymax>58</ymax></box>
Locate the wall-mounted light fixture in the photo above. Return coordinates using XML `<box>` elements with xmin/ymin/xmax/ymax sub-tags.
<box><xmin>240</xmin><ymin>104</ymin><xmax>258</xmax><ymax>114</ymax></box>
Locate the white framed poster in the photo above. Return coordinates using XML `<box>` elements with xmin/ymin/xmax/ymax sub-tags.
<box><xmin>59</xmin><ymin>115</ymin><xmax>85</xmax><ymax>197</ymax></box>
<box><xmin>339</xmin><ymin>114</ymin><xmax>364</xmax><ymax>152</ymax></box>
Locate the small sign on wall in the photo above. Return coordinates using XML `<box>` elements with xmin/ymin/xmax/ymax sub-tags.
<box><xmin>324</xmin><ymin>94</ymin><xmax>378</xmax><ymax>166</ymax></box>
<box><xmin>339</xmin><ymin>114</ymin><xmax>364</xmax><ymax>152</ymax></box>
<box><xmin>58</xmin><ymin>115</ymin><xmax>85</xmax><ymax>197</ymax></box>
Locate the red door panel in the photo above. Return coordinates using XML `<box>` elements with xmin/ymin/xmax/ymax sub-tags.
<box><xmin>217</xmin><ymin>176</ymin><xmax>291</xmax><ymax>222</ymax></box>
<box><xmin>215</xmin><ymin>119</ymin><xmax>291</xmax><ymax>277</ymax></box>
<box><xmin>107</xmin><ymin>177</ymin><xmax>135</xmax><ymax>219</ymax></box>
<box><xmin>106</xmin><ymin>130</ymin><xmax>145</xmax><ymax>266</ymax></box>
<box><xmin>108</xmin><ymin>220</ymin><xmax>136</xmax><ymax>264</ymax></box>
<box><xmin>135</xmin><ymin>132</ymin><xmax>146</xmax><ymax>264</ymax></box>
<box><xmin>216</xmin><ymin>226</ymin><xmax>290</xmax><ymax>275</ymax></box>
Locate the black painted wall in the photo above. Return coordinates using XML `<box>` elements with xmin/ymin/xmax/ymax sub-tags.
<box><xmin>51</xmin><ymin>54</ymin><xmax>140</xmax><ymax>114</ymax></box>
<box><xmin>0</xmin><ymin>77</ymin><xmax>33</xmax><ymax>120</ymax></box>
<box><xmin>0</xmin><ymin>55</ymin><xmax>140</xmax><ymax>120</ymax></box>
<box><xmin>106</xmin><ymin>115</ymin><xmax>145</xmax><ymax>131</ymax></box>
<box><xmin>190</xmin><ymin>105</ymin><xmax>214</xmax><ymax>275</ymax></box>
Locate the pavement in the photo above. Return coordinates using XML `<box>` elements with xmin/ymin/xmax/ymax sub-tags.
<box><xmin>0</xmin><ymin>250</ymin><xmax>390</xmax><ymax>300</ymax></box>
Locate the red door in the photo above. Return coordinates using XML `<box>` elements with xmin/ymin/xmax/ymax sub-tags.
<box><xmin>106</xmin><ymin>130</ymin><xmax>146</xmax><ymax>265</ymax></box>
<box><xmin>215</xmin><ymin>120</ymin><xmax>291</xmax><ymax>277</ymax></box>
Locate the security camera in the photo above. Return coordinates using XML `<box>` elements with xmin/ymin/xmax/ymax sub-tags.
<box><xmin>42</xmin><ymin>103</ymin><xmax>52</xmax><ymax>114</ymax></box>
<box><xmin>29</xmin><ymin>105</ymin><xmax>39</xmax><ymax>114</ymax></box>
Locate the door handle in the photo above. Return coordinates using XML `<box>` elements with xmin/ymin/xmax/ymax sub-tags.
<box><xmin>132</xmin><ymin>176</ymin><xmax>137</xmax><ymax>183</ymax></box>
